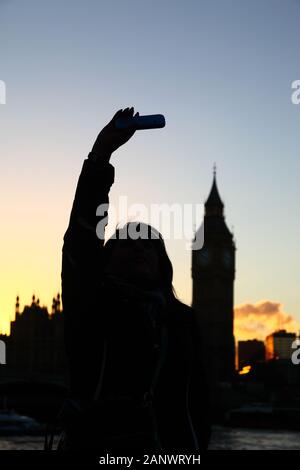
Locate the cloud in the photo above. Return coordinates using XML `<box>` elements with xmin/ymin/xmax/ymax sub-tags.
<box><xmin>234</xmin><ymin>300</ymin><xmax>299</xmax><ymax>341</ymax></box>
<box><xmin>235</xmin><ymin>301</ymin><xmax>281</xmax><ymax>317</ymax></box>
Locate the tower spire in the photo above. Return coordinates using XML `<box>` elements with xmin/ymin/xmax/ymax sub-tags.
<box><xmin>15</xmin><ymin>295</ymin><xmax>20</xmax><ymax>316</ymax></box>
<box><xmin>205</xmin><ymin>165</ymin><xmax>224</xmax><ymax>216</ymax></box>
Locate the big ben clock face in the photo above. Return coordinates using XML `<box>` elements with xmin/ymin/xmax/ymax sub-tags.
<box><xmin>198</xmin><ymin>247</ymin><xmax>210</xmax><ymax>267</ymax></box>
<box><xmin>223</xmin><ymin>249</ymin><xmax>233</xmax><ymax>268</ymax></box>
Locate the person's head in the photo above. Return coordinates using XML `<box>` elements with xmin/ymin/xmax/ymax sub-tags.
<box><xmin>103</xmin><ymin>222</ymin><xmax>176</xmax><ymax>298</ymax></box>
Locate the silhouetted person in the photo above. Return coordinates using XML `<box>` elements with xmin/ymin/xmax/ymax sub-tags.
<box><xmin>60</xmin><ymin>107</ymin><xmax>211</xmax><ymax>452</ymax></box>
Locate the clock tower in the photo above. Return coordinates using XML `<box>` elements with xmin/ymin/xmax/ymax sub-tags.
<box><xmin>192</xmin><ymin>167</ymin><xmax>236</xmax><ymax>392</ymax></box>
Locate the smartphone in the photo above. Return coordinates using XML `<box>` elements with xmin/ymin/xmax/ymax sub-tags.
<box><xmin>115</xmin><ymin>114</ymin><xmax>166</xmax><ymax>130</ymax></box>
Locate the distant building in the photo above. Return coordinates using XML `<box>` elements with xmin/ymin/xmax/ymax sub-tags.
<box><xmin>3</xmin><ymin>294</ymin><xmax>68</xmax><ymax>384</ymax></box>
<box><xmin>238</xmin><ymin>339</ymin><xmax>265</xmax><ymax>370</ymax></box>
<box><xmin>265</xmin><ymin>330</ymin><xmax>296</xmax><ymax>361</ymax></box>
<box><xmin>192</xmin><ymin>167</ymin><xmax>236</xmax><ymax>393</ymax></box>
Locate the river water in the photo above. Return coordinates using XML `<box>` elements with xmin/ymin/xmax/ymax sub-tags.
<box><xmin>0</xmin><ymin>427</ymin><xmax>299</xmax><ymax>450</ymax></box>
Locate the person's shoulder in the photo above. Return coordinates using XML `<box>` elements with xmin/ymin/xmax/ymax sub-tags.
<box><xmin>168</xmin><ymin>297</ymin><xmax>197</xmax><ymax>326</ymax></box>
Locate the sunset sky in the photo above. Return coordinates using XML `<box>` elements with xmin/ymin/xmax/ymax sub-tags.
<box><xmin>0</xmin><ymin>0</ymin><xmax>299</xmax><ymax>340</ymax></box>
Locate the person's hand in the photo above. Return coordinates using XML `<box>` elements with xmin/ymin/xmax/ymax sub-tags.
<box><xmin>91</xmin><ymin>107</ymin><xmax>139</xmax><ymax>163</ymax></box>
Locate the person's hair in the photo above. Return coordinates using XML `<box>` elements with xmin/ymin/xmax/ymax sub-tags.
<box><xmin>103</xmin><ymin>221</ymin><xmax>177</xmax><ymax>301</ymax></box>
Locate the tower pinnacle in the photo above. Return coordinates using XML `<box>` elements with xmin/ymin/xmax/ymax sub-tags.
<box><xmin>205</xmin><ymin>166</ymin><xmax>224</xmax><ymax>216</ymax></box>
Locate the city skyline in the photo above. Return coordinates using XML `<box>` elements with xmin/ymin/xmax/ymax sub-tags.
<box><xmin>1</xmin><ymin>170</ymin><xmax>299</xmax><ymax>342</ymax></box>
<box><xmin>0</xmin><ymin>164</ymin><xmax>298</xmax><ymax>340</ymax></box>
<box><xmin>1</xmin><ymin>291</ymin><xmax>297</xmax><ymax>355</ymax></box>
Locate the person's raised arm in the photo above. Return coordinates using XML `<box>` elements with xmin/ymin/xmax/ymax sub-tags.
<box><xmin>61</xmin><ymin>107</ymin><xmax>138</xmax><ymax>385</ymax></box>
<box><xmin>63</xmin><ymin>106</ymin><xmax>138</xmax><ymax>264</ymax></box>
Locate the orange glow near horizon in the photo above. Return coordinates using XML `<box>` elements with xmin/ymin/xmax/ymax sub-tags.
<box><xmin>239</xmin><ymin>365</ymin><xmax>252</xmax><ymax>375</ymax></box>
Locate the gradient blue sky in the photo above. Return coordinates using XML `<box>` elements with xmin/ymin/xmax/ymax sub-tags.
<box><xmin>0</xmin><ymin>0</ymin><xmax>299</xmax><ymax>337</ymax></box>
